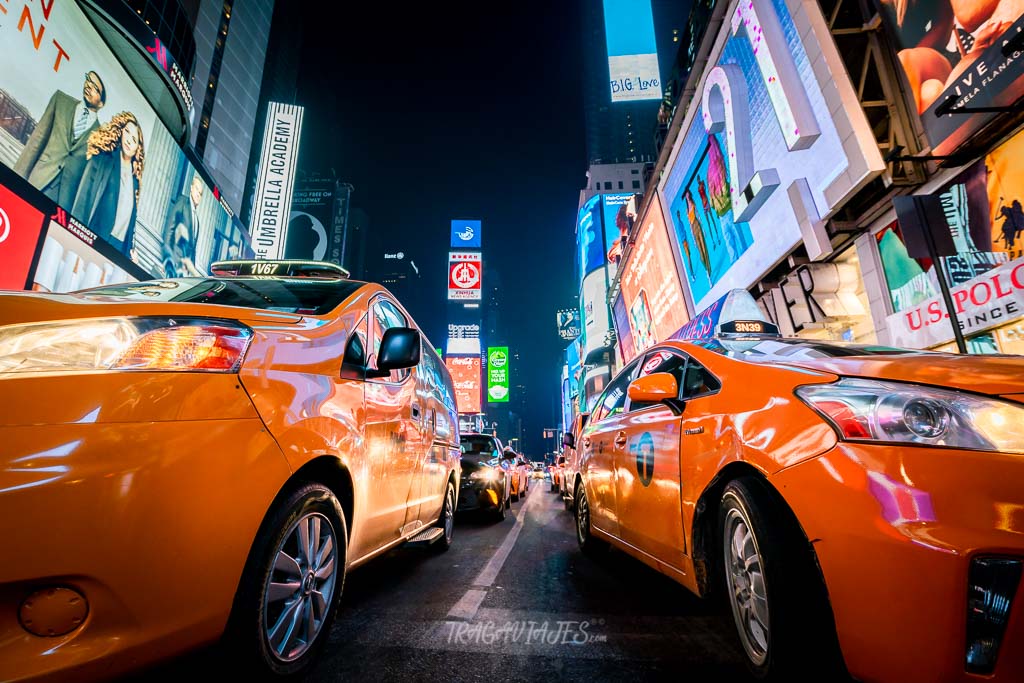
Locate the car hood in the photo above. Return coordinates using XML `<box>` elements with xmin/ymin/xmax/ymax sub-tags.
<box><xmin>0</xmin><ymin>292</ymin><xmax>303</xmax><ymax>327</ymax></box>
<box><xmin>779</xmin><ymin>354</ymin><xmax>1024</xmax><ymax>397</ymax></box>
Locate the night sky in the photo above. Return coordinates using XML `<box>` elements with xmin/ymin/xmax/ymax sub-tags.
<box><xmin>295</xmin><ymin>1</ymin><xmax>587</xmax><ymax>454</ymax></box>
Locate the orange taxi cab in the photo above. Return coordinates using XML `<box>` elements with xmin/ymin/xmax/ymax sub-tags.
<box><xmin>0</xmin><ymin>260</ymin><xmax>462</xmax><ymax>681</ymax></box>
<box><xmin>572</xmin><ymin>289</ymin><xmax>1024</xmax><ymax>683</ymax></box>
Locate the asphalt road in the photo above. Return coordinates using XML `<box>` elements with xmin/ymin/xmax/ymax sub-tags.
<box><xmin>125</xmin><ymin>479</ymin><xmax>753</xmax><ymax>682</ymax></box>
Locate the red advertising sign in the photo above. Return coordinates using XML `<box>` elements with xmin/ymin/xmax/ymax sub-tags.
<box><xmin>0</xmin><ymin>183</ymin><xmax>45</xmax><ymax>289</ymax></box>
<box><xmin>446</xmin><ymin>355</ymin><xmax>482</xmax><ymax>414</ymax></box>
<box><xmin>448</xmin><ymin>252</ymin><xmax>482</xmax><ymax>300</ymax></box>
<box><xmin>618</xmin><ymin>195</ymin><xmax>690</xmax><ymax>358</ymax></box>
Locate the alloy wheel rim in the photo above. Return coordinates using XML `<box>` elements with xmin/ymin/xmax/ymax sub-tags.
<box><xmin>577</xmin><ymin>492</ymin><xmax>588</xmax><ymax>542</ymax></box>
<box><xmin>262</xmin><ymin>512</ymin><xmax>339</xmax><ymax>662</ymax></box>
<box><xmin>724</xmin><ymin>508</ymin><xmax>769</xmax><ymax>666</ymax></box>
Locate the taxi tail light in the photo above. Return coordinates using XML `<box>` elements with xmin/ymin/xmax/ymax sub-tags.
<box><xmin>0</xmin><ymin>318</ymin><xmax>252</xmax><ymax>375</ymax></box>
<box><xmin>966</xmin><ymin>558</ymin><xmax>1022</xmax><ymax>674</ymax></box>
<box><xmin>795</xmin><ymin>378</ymin><xmax>1024</xmax><ymax>454</ymax></box>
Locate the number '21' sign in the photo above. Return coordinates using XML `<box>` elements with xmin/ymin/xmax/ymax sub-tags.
<box><xmin>702</xmin><ymin>0</ymin><xmax>821</xmax><ymax>224</ymax></box>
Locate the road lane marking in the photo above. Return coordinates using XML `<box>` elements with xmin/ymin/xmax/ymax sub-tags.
<box><xmin>446</xmin><ymin>488</ymin><xmax>538</xmax><ymax>619</ymax></box>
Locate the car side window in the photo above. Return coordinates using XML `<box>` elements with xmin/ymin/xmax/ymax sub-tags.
<box><xmin>681</xmin><ymin>358</ymin><xmax>721</xmax><ymax>399</ymax></box>
<box><xmin>592</xmin><ymin>360</ymin><xmax>640</xmax><ymax>423</ymax></box>
<box><xmin>368</xmin><ymin>299</ymin><xmax>412</xmax><ymax>383</ymax></box>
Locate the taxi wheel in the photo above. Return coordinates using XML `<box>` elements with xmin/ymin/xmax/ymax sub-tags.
<box><xmin>433</xmin><ymin>481</ymin><xmax>455</xmax><ymax>553</ymax></box>
<box><xmin>719</xmin><ymin>478</ymin><xmax>843</xmax><ymax>681</ymax></box>
<box><xmin>225</xmin><ymin>483</ymin><xmax>347</xmax><ymax>677</ymax></box>
<box><xmin>493</xmin><ymin>488</ymin><xmax>507</xmax><ymax>522</ymax></box>
<box><xmin>575</xmin><ymin>483</ymin><xmax>608</xmax><ymax>556</ymax></box>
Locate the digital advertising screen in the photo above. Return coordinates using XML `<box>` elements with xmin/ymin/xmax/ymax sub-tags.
<box><xmin>486</xmin><ymin>346</ymin><xmax>510</xmax><ymax>403</ymax></box>
<box><xmin>659</xmin><ymin>0</ymin><xmax>883</xmax><ymax>313</ymax></box>
<box><xmin>619</xmin><ymin>194</ymin><xmax>690</xmax><ymax>358</ymax></box>
<box><xmin>0</xmin><ymin>181</ymin><xmax>46</xmax><ymax>289</ymax></box>
<box><xmin>287</xmin><ymin>180</ymin><xmax>334</xmax><ymax>262</ymax></box>
<box><xmin>451</xmin><ymin>219</ymin><xmax>482</xmax><ymax>248</ymax></box>
<box><xmin>878</xmin><ymin>0</ymin><xmax>1024</xmax><ymax>155</ymax></box>
<box><xmin>446</xmin><ymin>355</ymin><xmax>482</xmax><ymax>414</ymax></box>
<box><xmin>448</xmin><ymin>251</ymin><xmax>482</xmax><ymax>300</ymax></box>
<box><xmin>603</xmin><ymin>0</ymin><xmax>662</xmax><ymax>102</ymax></box>
<box><xmin>33</xmin><ymin>215</ymin><xmax>139</xmax><ymax>292</ymax></box>
<box><xmin>0</xmin><ymin>0</ymin><xmax>246</xmax><ymax>286</ymax></box>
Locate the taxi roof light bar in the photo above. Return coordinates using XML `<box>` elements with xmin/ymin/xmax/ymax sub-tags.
<box><xmin>670</xmin><ymin>289</ymin><xmax>782</xmax><ymax>342</ymax></box>
<box><xmin>210</xmin><ymin>260</ymin><xmax>350</xmax><ymax>279</ymax></box>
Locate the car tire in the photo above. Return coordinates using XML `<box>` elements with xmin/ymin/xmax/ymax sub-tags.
<box><xmin>493</xmin><ymin>489</ymin><xmax>507</xmax><ymax>522</ymax></box>
<box><xmin>719</xmin><ymin>478</ymin><xmax>846</xmax><ymax>681</ymax></box>
<box><xmin>574</xmin><ymin>482</ymin><xmax>608</xmax><ymax>556</ymax></box>
<box><xmin>563</xmin><ymin>494</ymin><xmax>573</xmax><ymax>512</ymax></box>
<box><xmin>224</xmin><ymin>482</ymin><xmax>346</xmax><ymax>677</ymax></box>
<box><xmin>433</xmin><ymin>481</ymin><xmax>455</xmax><ymax>553</ymax></box>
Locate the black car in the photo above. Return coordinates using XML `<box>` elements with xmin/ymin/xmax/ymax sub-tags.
<box><xmin>457</xmin><ymin>433</ymin><xmax>511</xmax><ymax>521</ymax></box>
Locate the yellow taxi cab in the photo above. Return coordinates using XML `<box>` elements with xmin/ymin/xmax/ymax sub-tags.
<box><xmin>0</xmin><ymin>260</ymin><xmax>461</xmax><ymax>681</ymax></box>
<box><xmin>559</xmin><ymin>412</ymin><xmax>588</xmax><ymax>512</ymax></box>
<box><xmin>505</xmin><ymin>447</ymin><xmax>530</xmax><ymax>501</ymax></box>
<box><xmin>571</xmin><ymin>289</ymin><xmax>1024</xmax><ymax>682</ymax></box>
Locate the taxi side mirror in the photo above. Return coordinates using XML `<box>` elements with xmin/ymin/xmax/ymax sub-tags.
<box><xmin>562</xmin><ymin>433</ymin><xmax>575</xmax><ymax>449</ymax></box>
<box><xmin>628</xmin><ymin>372</ymin><xmax>685</xmax><ymax>415</ymax></box>
<box><xmin>377</xmin><ymin>327</ymin><xmax>420</xmax><ymax>372</ymax></box>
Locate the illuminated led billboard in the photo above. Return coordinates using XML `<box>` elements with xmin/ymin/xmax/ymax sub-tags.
<box><xmin>486</xmin><ymin>346</ymin><xmax>510</xmax><ymax>403</ymax></box>
<box><xmin>448</xmin><ymin>251</ymin><xmax>482</xmax><ymax>300</ymax></box>
<box><xmin>603</xmin><ymin>0</ymin><xmax>662</xmax><ymax>102</ymax></box>
<box><xmin>659</xmin><ymin>0</ymin><xmax>884</xmax><ymax>312</ymax></box>
<box><xmin>450</xmin><ymin>219</ymin><xmax>481</xmax><ymax>248</ymax></box>
<box><xmin>251</xmin><ymin>103</ymin><xmax>303</xmax><ymax>260</ymax></box>
<box><xmin>446</xmin><ymin>355</ymin><xmax>482</xmax><ymax>414</ymax></box>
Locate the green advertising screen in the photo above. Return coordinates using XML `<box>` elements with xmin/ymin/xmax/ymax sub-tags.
<box><xmin>487</xmin><ymin>346</ymin><xmax>510</xmax><ymax>403</ymax></box>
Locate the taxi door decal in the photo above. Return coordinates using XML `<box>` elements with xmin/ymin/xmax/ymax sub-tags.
<box><xmin>631</xmin><ymin>432</ymin><xmax>655</xmax><ymax>487</ymax></box>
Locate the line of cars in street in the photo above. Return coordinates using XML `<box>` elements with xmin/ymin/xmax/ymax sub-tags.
<box><xmin>456</xmin><ymin>433</ymin><xmax>533</xmax><ymax>521</ymax></box>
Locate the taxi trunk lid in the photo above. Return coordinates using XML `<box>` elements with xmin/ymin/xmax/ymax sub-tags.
<box><xmin>781</xmin><ymin>354</ymin><xmax>1024</xmax><ymax>398</ymax></box>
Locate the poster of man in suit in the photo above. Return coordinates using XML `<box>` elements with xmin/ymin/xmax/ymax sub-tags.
<box><xmin>161</xmin><ymin>174</ymin><xmax>206</xmax><ymax>277</ymax></box>
<box><xmin>13</xmin><ymin>71</ymin><xmax>106</xmax><ymax>209</ymax></box>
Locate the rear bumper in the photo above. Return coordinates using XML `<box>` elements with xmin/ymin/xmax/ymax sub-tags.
<box><xmin>457</xmin><ymin>481</ymin><xmax>502</xmax><ymax>512</ymax></box>
<box><xmin>775</xmin><ymin>443</ymin><xmax>1024</xmax><ymax>683</ymax></box>
<box><xmin>0</xmin><ymin>417</ymin><xmax>291</xmax><ymax>682</ymax></box>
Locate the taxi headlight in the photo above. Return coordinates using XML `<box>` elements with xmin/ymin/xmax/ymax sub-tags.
<box><xmin>0</xmin><ymin>317</ymin><xmax>252</xmax><ymax>375</ymax></box>
<box><xmin>796</xmin><ymin>378</ymin><xmax>1024</xmax><ymax>454</ymax></box>
<box><xmin>470</xmin><ymin>468</ymin><xmax>498</xmax><ymax>482</ymax></box>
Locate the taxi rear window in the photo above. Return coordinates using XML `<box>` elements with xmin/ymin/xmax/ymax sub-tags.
<box><xmin>460</xmin><ymin>436</ymin><xmax>499</xmax><ymax>456</ymax></box>
<box><xmin>77</xmin><ymin>278</ymin><xmax>363</xmax><ymax>315</ymax></box>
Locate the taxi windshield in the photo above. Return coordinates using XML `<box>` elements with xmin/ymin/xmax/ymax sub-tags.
<box><xmin>77</xmin><ymin>278</ymin><xmax>363</xmax><ymax>315</ymax></box>
<box><xmin>694</xmin><ymin>337</ymin><xmax>927</xmax><ymax>362</ymax></box>
<box><xmin>460</xmin><ymin>436</ymin><xmax>500</xmax><ymax>462</ymax></box>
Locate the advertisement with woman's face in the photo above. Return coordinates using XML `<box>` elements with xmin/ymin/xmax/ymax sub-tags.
<box><xmin>0</xmin><ymin>0</ymin><xmax>242</xmax><ymax>284</ymax></box>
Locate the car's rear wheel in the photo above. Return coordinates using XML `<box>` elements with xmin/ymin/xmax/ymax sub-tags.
<box><xmin>575</xmin><ymin>482</ymin><xmax>608</xmax><ymax>556</ymax></box>
<box><xmin>225</xmin><ymin>482</ymin><xmax>346</xmax><ymax>677</ymax></box>
<box><xmin>719</xmin><ymin>478</ymin><xmax>845</xmax><ymax>681</ymax></box>
<box><xmin>433</xmin><ymin>481</ymin><xmax>455</xmax><ymax>552</ymax></box>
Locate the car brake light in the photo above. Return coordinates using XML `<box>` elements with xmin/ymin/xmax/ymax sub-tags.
<box><xmin>0</xmin><ymin>318</ymin><xmax>252</xmax><ymax>375</ymax></box>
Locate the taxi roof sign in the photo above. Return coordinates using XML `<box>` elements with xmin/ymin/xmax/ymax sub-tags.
<box><xmin>210</xmin><ymin>260</ymin><xmax>350</xmax><ymax>279</ymax></box>
<box><xmin>670</xmin><ymin>289</ymin><xmax>780</xmax><ymax>341</ymax></box>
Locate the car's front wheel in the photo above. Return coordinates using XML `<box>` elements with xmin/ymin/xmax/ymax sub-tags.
<box><xmin>574</xmin><ymin>482</ymin><xmax>607</xmax><ymax>556</ymax></box>
<box><xmin>719</xmin><ymin>478</ymin><xmax>845</xmax><ymax>680</ymax></box>
<box><xmin>433</xmin><ymin>481</ymin><xmax>455</xmax><ymax>552</ymax></box>
<box><xmin>226</xmin><ymin>482</ymin><xmax>346</xmax><ymax>677</ymax></box>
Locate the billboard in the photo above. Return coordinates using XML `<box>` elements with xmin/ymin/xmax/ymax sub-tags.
<box><xmin>878</xmin><ymin>0</ymin><xmax>1024</xmax><ymax>155</ymax></box>
<box><xmin>577</xmin><ymin>193</ymin><xmax>634</xmax><ymax>286</ymax></box>
<box><xmin>879</xmin><ymin>129</ymin><xmax>1024</xmax><ymax>347</ymax></box>
<box><xmin>557</xmin><ymin>308</ymin><xmax>582</xmax><ymax>340</ymax></box>
<box><xmin>0</xmin><ymin>0</ymin><xmax>246</xmax><ymax>282</ymax></box>
<box><xmin>446</xmin><ymin>355</ymin><xmax>482</xmax><ymax>414</ymax></box>
<box><xmin>0</xmin><ymin>181</ymin><xmax>46</xmax><ymax>289</ymax></box>
<box><xmin>603</xmin><ymin>0</ymin><xmax>663</xmax><ymax>102</ymax></box>
<box><xmin>450</xmin><ymin>219</ymin><xmax>481</xmax><ymax>248</ymax></box>
<box><xmin>660</xmin><ymin>0</ymin><xmax>884</xmax><ymax>313</ymax></box>
<box><xmin>447</xmin><ymin>322</ymin><xmax>481</xmax><ymax>356</ymax></box>
<box><xmin>619</xmin><ymin>194</ymin><xmax>690</xmax><ymax>358</ymax></box>
<box><xmin>250</xmin><ymin>102</ymin><xmax>303</xmax><ymax>260</ymax></box>
<box><xmin>486</xmin><ymin>346</ymin><xmax>510</xmax><ymax>403</ymax></box>
<box><xmin>448</xmin><ymin>251</ymin><xmax>482</xmax><ymax>300</ymax></box>
<box><xmin>286</xmin><ymin>180</ymin><xmax>334</xmax><ymax>261</ymax></box>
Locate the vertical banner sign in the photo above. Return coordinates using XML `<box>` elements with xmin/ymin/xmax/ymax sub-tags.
<box><xmin>250</xmin><ymin>103</ymin><xmax>304</xmax><ymax>259</ymax></box>
<box><xmin>446</xmin><ymin>356</ymin><xmax>482</xmax><ymax>414</ymax></box>
<box><xmin>487</xmin><ymin>346</ymin><xmax>510</xmax><ymax>403</ymax></box>
<box><xmin>286</xmin><ymin>179</ymin><xmax>333</xmax><ymax>261</ymax></box>
<box><xmin>450</xmin><ymin>219</ymin><xmax>482</xmax><ymax>248</ymax></box>
<box><xmin>448</xmin><ymin>251</ymin><xmax>482</xmax><ymax>300</ymax></box>
<box><xmin>603</xmin><ymin>0</ymin><xmax>662</xmax><ymax>102</ymax></box>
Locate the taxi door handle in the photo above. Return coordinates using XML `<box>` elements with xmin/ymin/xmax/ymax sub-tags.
<box><xmin>411</xmin><ymin>404</ymin><xmax>421</xmax><ymax>419</ymax></box>
<box><xmin>614</xmin><ymin>432</ymin><xmax>628</xmax><ymax>448</ymax></box>
<box><xmin>583</xmin><ymin>437</ymin><xmax>592</xmax><ymax>450</ymax></box>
